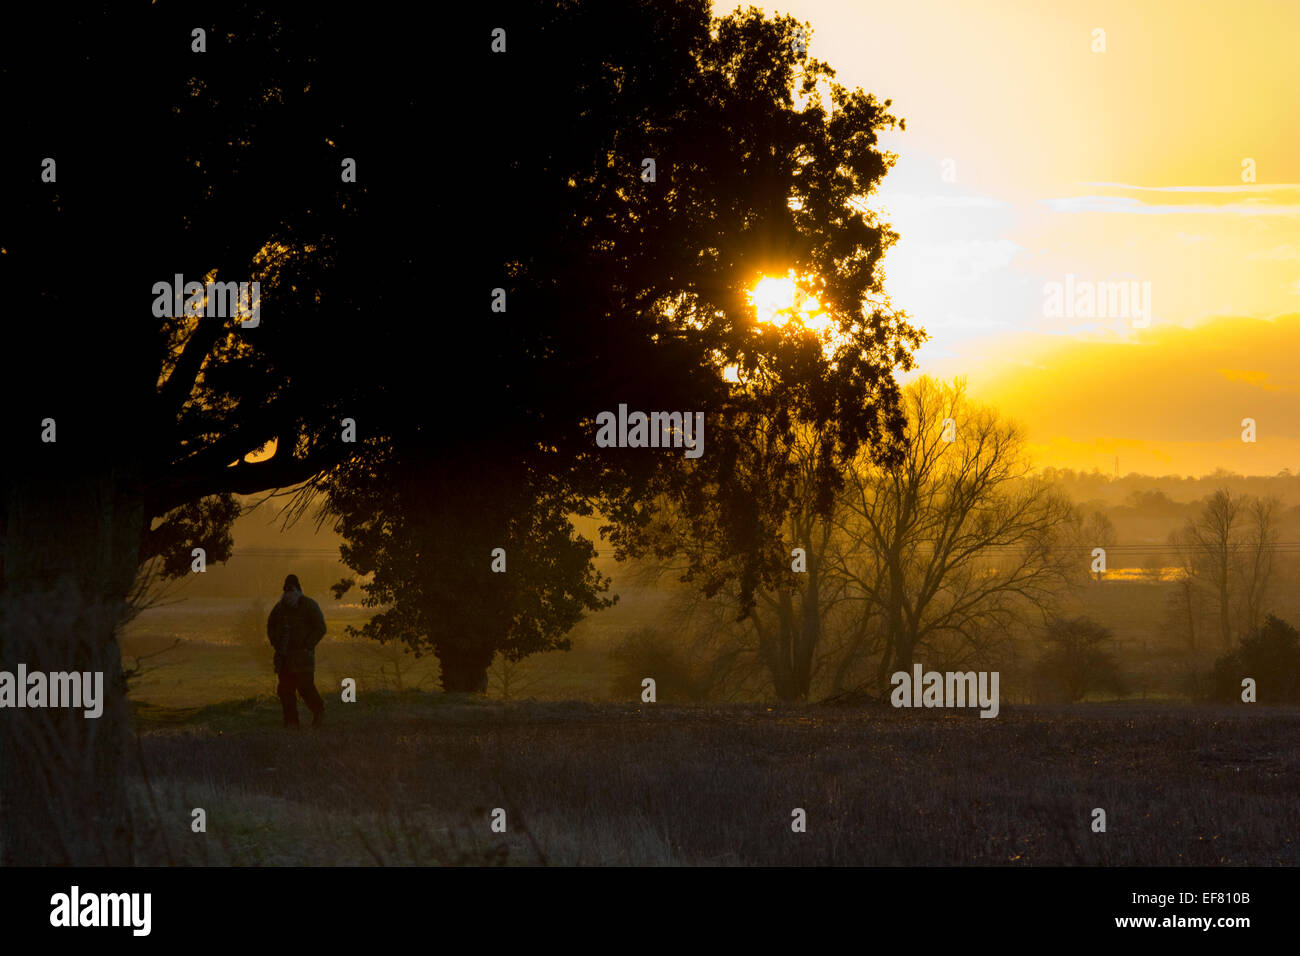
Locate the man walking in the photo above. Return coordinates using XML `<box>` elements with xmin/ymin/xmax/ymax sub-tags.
<box><xmin>266</xmin><ymin>574</ymin><xmax>327</xmax><ymax>728</ymax></box>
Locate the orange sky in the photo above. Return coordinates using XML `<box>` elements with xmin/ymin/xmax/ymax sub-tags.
<box><xmin>725</xmin><ymin>0</ymin><xmax>1300</xmax><ymax>476</ymax></box>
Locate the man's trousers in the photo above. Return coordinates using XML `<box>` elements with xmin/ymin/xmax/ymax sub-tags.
<box><xmin>277</xmin><ymin>669</ymin><xmax>324</xmax><ymax>726</ymax></box>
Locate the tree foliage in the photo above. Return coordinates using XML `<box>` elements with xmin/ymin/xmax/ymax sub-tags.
<box><xmin>0</xmin><ymin>3</ymin><xmax>451</xmax><ymax>863</ymax></box>
<box><xmin>1211</xmin><ymin>614</ymin><xmax>1300</xmax><ymax>704</ymax></box>
<box><xmin>318</xmin><ymin>1</ymin><xmax>923</xmax><ymax>689</ymax></box>
<box><xmin>323</xmin><ymin>436</ymin><xmax>615</xmax><ymax>691</ymax></box>
<box><xmin>1033</xmin><ymin>616</ymin><xmax>1125</xmax><ymax>703</ymax></box>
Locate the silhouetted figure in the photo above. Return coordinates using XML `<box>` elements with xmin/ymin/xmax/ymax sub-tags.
<box><xmin>267</xmin><ymin>574</ymin><xmax>327</xmax><ymax>727</ymax></box>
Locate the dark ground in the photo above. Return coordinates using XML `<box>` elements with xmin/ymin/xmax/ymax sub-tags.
<box><xmin>126</xmin><ymin>694</ymin><xmax>1300</xmax><ymax>865</ymax></box>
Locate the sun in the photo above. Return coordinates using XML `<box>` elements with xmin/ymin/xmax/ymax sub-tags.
<box><xmin>750</xmin><ymin>276</ymin><xmax>797</xmax><ymax>325</ymax></box>
<box><xmin>748</xmin><ymin>273</ymin><xmax>830</xmax><ymax>331</ymax></box>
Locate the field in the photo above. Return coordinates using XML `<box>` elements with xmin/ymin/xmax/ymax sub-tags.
<box><xmin>123</xmin><ymin>565</ymin><xmax>1300</xmax><ymax>708</ymax></box>
<box><xmin>120</xmin><ymin>598</ymin><xmax>620</xmax><ymax>706</ymax></box>
<box><xmin>117</xmin><ymin>590</ymin><xmax>1300</xmax><ymax>866</ymax></box>
<box><xmin>128</xmin><ymin>694</ymin><xmax>1300</xmax><ymax>866</ymax></box>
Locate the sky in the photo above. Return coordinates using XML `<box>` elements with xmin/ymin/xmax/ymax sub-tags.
<box><xmin>721</xmin><ymin>0</ymin><xmax>1300</xmax><ymax>476</ymax></box>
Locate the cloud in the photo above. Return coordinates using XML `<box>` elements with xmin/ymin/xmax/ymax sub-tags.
<box><xmin>928</xmin><ymin>312</ymin><xmax>1011</xmax><ymax>329</ymax></box>
<box><xmin>1041</xmin><ymin>196</ymin><xmax>1300</xmax><ymax>216</ymax></box>
<box><xmin>906</xmin><ymin>238</ymin><xmax>1023</xmax><ymax>282</ymax></box>
<box><xmin>873</xmin><ymin>192</ymin><xmax>1007</xmax><ymax>211</ymax></box>
<box><xmin>1081</xmin><ymin>182</ymin><xmax>1300</xmax><ymax>194</ymax></box>
<box><xmin>1040</xmin><ymin>184</ymin><xmax>1300</xmax><ymax>216</ymax></box>
<box><xmin>1217</xmin><ymin>368</ymin><xmax>1281</xmax><ymax>391</ymax></box>
<box><xmin>970</xmin><ymin>313</ymin><xmax>1300</xmax><ymax>474</ymax></box>
<box><xmin>1247</xmin><ymin>243</ymin><xmax>1300</xmax><ymax>261</ymax></box>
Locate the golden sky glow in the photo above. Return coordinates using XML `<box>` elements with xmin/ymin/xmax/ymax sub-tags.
<box><xmin>726</xmin><ymin>0</ymin><xmax>1300</xmax><ymax>476</ymax></box>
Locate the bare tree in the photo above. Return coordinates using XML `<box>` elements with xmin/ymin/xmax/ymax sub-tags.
<box><xmin>121</xmin><ymin>556</ymin><xmax>189</xmax><ymax>627</ymax></box>
<box><xmin>1239</xmin><ymin>496</ymin><xmax>1280</xmax><ymax>638</ymax></box>
<box><xmin>342</xmin><ymin>636</ymin><xmax>440</xmax><ymax>693</ymax></box>
<box><xmin>746</xmin><ymin>424</ymin><xmax>857</xmax><ymax>700</ymax></box>
<box><xmin>1033</xmin><ymin>616</ymin><xmax>1125</xmax><ymax>702</ymax></box>
<box><xmin>1165</xmin><ymin>542</ymin><xmax>1204</xmax><ymax>650</ymax></box>
<box><xmin>616</xmin><ymin>381</ymin><xmax>1076</xmax><ymax>703</ymax></box>
<box><xmin>1076</xmin><ymin>510</ymin><xmax>1117</xmax><ymax>583</ymax></box>
<box><xmin>487</xmin><ymin>652</ymin><xmax>549</xmax><ymax>702</ymax></box>
<box><xmin>835</xmin><ymin>377</ymin><xmax>1076</xmax><ymax>689</ymax></box>
<box><xmin>1171</xmin><ymin>490</ymin><xmax>1279</xmax><ymax>649</ymax></box>
<box><xmin>615</xmin><ymin>417</ymin><xmax>866</xmax><ymax>703</ymax></box>
<box><xmin>1174</xmin><ymin>490</ymin><xmax>1241</xmax><ymax>650</ymax></box>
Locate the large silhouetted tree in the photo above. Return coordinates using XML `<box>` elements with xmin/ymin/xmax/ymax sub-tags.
<box><xmin>0</xmin><ymin>0</ymin><xmax>923</xmax><ymax>863</ymax></box>
<box><xmin>0</xmin><ymin>5</ymin><xmax>446</xmax><ymax>864</ymax></box>
<box><xmin>315</xmin><ymin>1</ymin><xmax>923</xmax><ymax>692</ymax></box>
<box><xmin>321</xmin><ymin>433</ymin><xmax>615</xmax><ymax>691</ymax></box>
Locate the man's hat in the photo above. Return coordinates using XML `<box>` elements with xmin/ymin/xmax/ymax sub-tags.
<box><xmin>283</xmin><ymin>574</ymin><xmax>301</xmax><ymax>592</ymax></box>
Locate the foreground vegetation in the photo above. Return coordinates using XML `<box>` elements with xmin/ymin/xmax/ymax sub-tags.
<box><xmin>126</xmin><ymin>693</ymin><xmax>1300</xmax><ymax>866</ymax></box>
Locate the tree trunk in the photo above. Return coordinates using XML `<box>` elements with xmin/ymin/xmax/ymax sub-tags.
<box><xmin>792</xmin><ymin>561</ymin><xmax>820</xmax><ymax>701</ymax></box>
<box><xmin>435</xmin><ymin>643</ymin><xmax>493</xmax><ymax>693</ymax></box>
<box><xmin>832</xmin><ymin>618</ymin><xmax>871</xmax><ymax>694</ymax></box>
<box><xmin>774</xmin><ymin>593</ymin><xmax>800</xmax><ymax>701</ymax></box>
<box><xmin>884</xmin><ymin>558</ymin><xmax>912</xmax><ymax>676</ymax></box>
<box><xmin>754</xmin><ymin>595</ymin><xmax>801</xmax><ymax>701</ymax></box>
<box><xmin>1218</xmin><ymin>571</ymin><xmax>1232</xmax><ymax>650</ymax></box>
<box><xmin>0</xmin><ymin>471</ymin><xmax>142</xmax><ymax>865</ymax></box>
<box><xmin>890</xmin><ymin>636</ymin><xmax>916</xmax><ymax>677</ymax></box>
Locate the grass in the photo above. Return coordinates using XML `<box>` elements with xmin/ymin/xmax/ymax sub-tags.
<box><xmin>121</xmin><ymin>599</ymin><xmax>618</xmax><ymax>707</ymax></box>
<box><xmin>114</xmin><ymin>586</ymin><xmax>1300</xmax><ymax>865</ymax></box>
<box><xmin>125</xmin><ymin>693</ymin><xmax>1300</xmax><ymax>866</ymax></box>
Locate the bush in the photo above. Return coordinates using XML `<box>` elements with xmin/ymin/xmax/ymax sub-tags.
<box><xmin>1210</xmin><ymin>614</ymin><xmax>1300</xmax><ymax>703</ymax></box>
<box><xmin>1033</xmin><ymin>616</ymin><xmax>1126</xmax><ymax>702</ymax></box>
<box><xmin>609</xmin><ymin>628</ymin><xmax>707</xmax><ymax>702</ymax></box>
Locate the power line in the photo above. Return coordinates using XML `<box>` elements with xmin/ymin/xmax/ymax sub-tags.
<box><xmin>224</xmin><ymin>543</ymin><xmax>1300</xmax><ymax>558</ymax></box>
<box><xmin>228</xmin><ymin>548</ymin><xmax>342</xmax><ymax>556</ymax></box>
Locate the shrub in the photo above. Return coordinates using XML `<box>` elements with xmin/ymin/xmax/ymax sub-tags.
<box><xmin>1210</xmin><ymin>614</ymin><xmax>1300</xmax><ymax>703</ymax></box>
<box><xmin>1033</xmin><ymin>616</ymin><xmax>1126</xmax><ymax>702</ymax></box>
<box><xmin>609</xmin><ymin>627</ymin><xmax>707</xmax><ymax>702</ymax></box>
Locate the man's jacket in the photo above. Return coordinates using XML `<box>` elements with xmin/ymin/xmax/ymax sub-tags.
<box><xmin>266</xmin><ymin>596</ymin><xmax>327</xmax><ymax>673</ymax></box>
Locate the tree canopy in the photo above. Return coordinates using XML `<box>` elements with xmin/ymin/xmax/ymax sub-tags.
<box><xmin>0</xmin><ymin>0</ymin><xmax>924</xmax><ymax>860</ymax></box>
<box><xmin>317</xmin><ymin>1</ymin><xmax>923</xmax><ymax>689</ymax></box>
<box><xmin>0</xmin><ymin>3</ymin><xmax>465</xmax><ymax>863</ymax></box>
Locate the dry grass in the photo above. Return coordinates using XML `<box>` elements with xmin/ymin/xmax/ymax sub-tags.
<box><xmin>126</xmin><ymin>694</ymin><xmax>1300</xmax><ymax>865</ymax></box>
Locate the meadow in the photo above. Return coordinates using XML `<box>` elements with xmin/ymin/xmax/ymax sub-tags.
<box><xmin>118</xmin><ymin>588</ymin><xmax>1299</xmax><ymax>866</ymax></box>
<box><xmin>127</xmin><ymin>693</ymin><xmax>1299</xmax><ymax>866</ymax></box>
